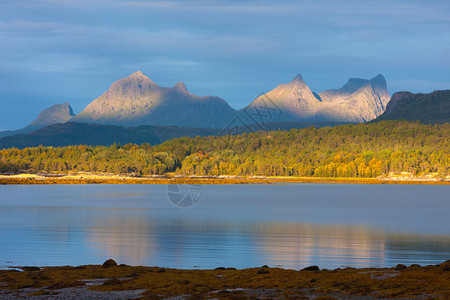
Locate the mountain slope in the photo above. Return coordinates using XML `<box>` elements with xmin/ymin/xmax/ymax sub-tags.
<box><xmin>0</xmin><ymin>121</ymin><xmax>349</xmax><ymax>149</ymax></box>
<box><xmin>244</xmin><ymin>74</ymin><xmax>322</xmax><ymax>122</ymax></box>
<box><xmin>245</xmin><ymin>74</ymin><xmax>390</xmax><ymax>123</ymax></box>
<box><xmin>374</xmin><ymin>90</ymin><xmax>450</xmax><ymax>124</ymax></box>
<box><xmin>318</xmin><ymin>74</ymin><xmax>390</xmax><ymax>122</ymax></box>
<box><xmin>71</xmin><ymin>71</ymin><xmax>237</xmax><ymax>128</ymax></box>
<box><xmin>0</xmin><ymin>103</ymin><xmax>74</xmax><ymax>138</ymax></box>
<box><xmin>26</xmin><ymin>102</ymin><xmax>75</xmax><ymax>130</ymax></box>
<box><xmin>0</xmin><ymin>122</ymin><xmax>219</xmax><ymax>149</ymax></box>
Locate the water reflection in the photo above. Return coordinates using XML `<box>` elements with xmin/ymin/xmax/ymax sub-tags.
<box><xmin>0</xmin><ymin>184</ymin><xmax>449</xmax><ymax>269</ymax></box>
<box><xmin>254</xmin><ymin>223</ymin><xmax>387</xmax><ymax>268</ymax></box>
<box><xmin>84</xmin><ymin>216</ymin><xmax>449</xmax><ymax>269</ymax></box>
<box><xmin>86</xmin><ymin>214</ymin><xmax>156</xmax><ymax>266</ymax></box>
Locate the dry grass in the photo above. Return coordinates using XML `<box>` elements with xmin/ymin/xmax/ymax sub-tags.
<box><xmin>0</xmin><ymin>174</ymin><xmax>447</xmax><ymax>185</ymax></box>
<box><xmin>1</xmin><ymin>261</ymin><xmax>449</xmax><ymax>299</ymax></box>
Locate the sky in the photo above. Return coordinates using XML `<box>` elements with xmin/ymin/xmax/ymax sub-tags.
<box><xmin>0</xmin><ymin>0</ymin><xmax>449</xmax><ymax>130</ymax></box>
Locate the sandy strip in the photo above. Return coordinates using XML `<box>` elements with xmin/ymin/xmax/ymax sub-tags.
<box><xmin>0</xmin><ymin>173</ymin><xmax>448</xmax><ymax>185</ymax></box>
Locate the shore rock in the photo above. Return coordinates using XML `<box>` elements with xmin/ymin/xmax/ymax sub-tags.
<box><xmin>440</xmin><ymin>260</ymin><xmax>450</xmax><ymax>271</ymax></box>
<box><xmin>407</xmin><ymin>264</ymin><xmax>422</xmax><ymax>271</ymax></box>
<box><xmin>102</xmin><ymin>259</ymin><xmax>118</xmax><ymax>268</ymax></box>
<box><xmin>21</xmin><ymin>266</ymin><xmax>40</xmax><ymax>271</ymax></box>
<box><xmin>301</xmin><ymin>266</ymin><xmax>320</xmax><ymax>271</ymax></box>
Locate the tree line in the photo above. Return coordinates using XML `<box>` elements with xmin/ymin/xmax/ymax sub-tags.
<box><xmin>0</xmin><ymin>121</ymin><xmax>448</xmax><ymax>178</ymax></box>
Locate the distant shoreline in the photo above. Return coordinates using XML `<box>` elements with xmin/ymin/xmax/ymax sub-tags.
<box><xmin>0</xmin><ymin>173</ymin><xmax>448</xmax><ymax>185</ymax></box>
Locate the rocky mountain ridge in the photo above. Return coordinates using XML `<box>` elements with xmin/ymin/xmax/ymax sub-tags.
<box><xmin>71</xmin><ymin>71</ymin><xmax>237</xmax><ymax>128</ymax></box>
<box><xmin>247</xmin><ymin>74</ymin><xmax>390</xmax><ymax>122</ymax></box>
<box><xmin>2</xmin><ymin>71</ymin><xmax>394</xmax><ymax>137</ymax></box>
<box><xmin>0</xmin><ymin>102</ymin><xmax>74</xmax><ymax>138</ymax></box>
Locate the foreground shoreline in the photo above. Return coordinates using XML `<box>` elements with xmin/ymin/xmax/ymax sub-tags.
<box><xmin>0</xmin><ymin>173</ymin><xmax>448</xmax><ymax>185</ymax></box>
<box><xmin>1</xmin><ymin>261</ymin><xmax>449</xmax><ymax>299</ymax></box>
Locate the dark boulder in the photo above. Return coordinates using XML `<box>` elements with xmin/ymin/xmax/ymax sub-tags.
<box><xmin>21</xmin><ymin>266</ymin><xmax>40</xmax><ymax>271</ymax></box>
<box><xmin>408</xmin><ymin>264</ymin><xmax>421</xmax><ymax>270</ymax></box>
<box><xmin>301</xmin><ymin>265</ymin><xmax>319</xmax><ymax>271</ymax></box>
<box><xmin>440</xmin><ymin>260</ymin><xmax>450</xmax><ymax>271</ymax></box>
<box><xmin>395</xmin><ymin>264</ymin><xmax>407</xmax><ymax>271</ymax></box>
<box><xmin>102</xmin><ymin>259</ymin><xmax>118</xmax><ymax>268</ymax></box>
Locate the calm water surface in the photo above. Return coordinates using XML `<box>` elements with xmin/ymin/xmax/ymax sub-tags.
<box><xmin>0</xmin><ymin>183</ymin><xmax>449</xmax><ymax>269</ymax></box>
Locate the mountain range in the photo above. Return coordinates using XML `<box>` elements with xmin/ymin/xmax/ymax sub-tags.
<box><xmin>0</xmin><ymin>71</ymin><xmax>390</xmax><ymax>137</ymax></box>
<box><xmin>0</xmin><ymin>71</ymin><xmax>448</xmax><ymax>149</ymax></box>
<box><xmin>72</xmin><ymin>71</ymin><xmax>390</xmax><ymax>126</ymax></box>
<box><xmin>247</xmin><ymin>74</ymin><xmax>389</xmax><ymax>123</ymax></box>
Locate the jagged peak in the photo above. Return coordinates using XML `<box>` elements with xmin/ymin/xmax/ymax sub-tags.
<box><xmin>29</xmin><ymin>102</ymin><xmax>75</xmax><ymax>127</ymax></box>
<box><xmin>129</xmin><ymin>70</ymin><xmax>145</xmax><ymax>78</ymax></box>
<box><xmin>340</xmin><ymin>78</ymin><xmax>370</xmax><ymax>93</ymax></box>
<box><xmin>107</xmin><ymin>71</ymin><xmax>160</xmax><ymax>96</ymax></box>
<box><xmin>122</xmin><ymin>71</ymin><xmax>156</xmax><ymax>85</ymax></box>
<box><xmin>43</xmin><ymin>102</ymin><xmax>74</xmax><ymax>115</ymax></box>
<box><xmin>292</xmin><ymin>74</ymin><xmax>305</xmax><ymax>83</ymax></box>
<box><xmin>173</xmin><ymin>81</ymin><xmax>188</xmax><ymax>92</ymax></box>
<box><xmin>347</xmin><ymin>78</ymin><xmax>369</xmax><ymax>85</ymax></box>
<box><xmin>371</xmin><ymin>74</ymin><xmax>385</xmax><ymax>80</ymax></box>
<box><xmin>337</xmin><ymin>74</ymin><xmax>387</xmax><ymax>94</ymax></box>
<box><xmin>282</xmin><ymin>74</ymin><xmax>308</xmax><ymax>90</ymax></box>
<box><xmin>64</xmin><ymin>102</ymin><xmax>75</xmax><ymax>116</ymax></box>
<box><xmin>370</xmin><ymin>74</ymin><xmax>387</xmax><ymax>88</ymax></box>
<box><xmin>59</xmin><ymin>102</ymin><xmax>74</xmax><ymax>114</ymax></box>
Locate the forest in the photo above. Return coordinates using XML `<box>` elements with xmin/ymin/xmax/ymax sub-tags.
<box><xmin>0</xmin><ymin>121</ymin><xmax>448</xmax><ymax>178</ymax></box>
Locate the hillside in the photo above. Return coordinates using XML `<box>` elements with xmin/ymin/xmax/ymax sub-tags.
<box><xmin>0</xmin><ymin>121</ymin><xmax>347</xmax><ymax>149</ymax></box>
<box><xmin>375</xmin><ymin>90</ymin><xmax>450</xmax><ymax>124</ymax></box>
<box><xmin>1</xmin><ymin>121</ymin><xmax>448</xmax><ymax>178</ymax></box>
<box><xmin>0</xmin><ymin>122</ymin><xmax>218</xmax><ymax>149</ymax></box>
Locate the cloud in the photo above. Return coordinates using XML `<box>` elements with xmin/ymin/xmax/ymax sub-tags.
<box><xmin>0</xmin><ymin>19</ymin><xmax>61</xmax><ymax>31</ymax></box>
<box><xmin>0</xmin><ymin>0</ymin><xmax>449</xmax><ymax>129</ymax></box>
<box><xmin>389</xmin><ymin>80</ymin><xmax>450</xmax><ymax>94</ymax></box>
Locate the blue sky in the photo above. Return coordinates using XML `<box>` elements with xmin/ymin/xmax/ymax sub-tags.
<box><xmin>1</xmin><ymin>0</ymin><xmax>449</xmax><ymax>130</ymax></box>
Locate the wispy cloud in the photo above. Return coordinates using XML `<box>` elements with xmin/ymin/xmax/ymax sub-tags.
<box><xmin>390</xmin><ymin>79</ymin><xmax>450</xmax><ymax>94</ymax></box>
<box><xmin>0</xmin><ymin>0</ymin><xmax>449</xmax><ymax>129</ymax></box>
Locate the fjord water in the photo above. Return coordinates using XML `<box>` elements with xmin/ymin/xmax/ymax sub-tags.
<box><xmin>0</xmin><ymin>184</ymin><xmax>449</xmax><ymax>270</ymax></box>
